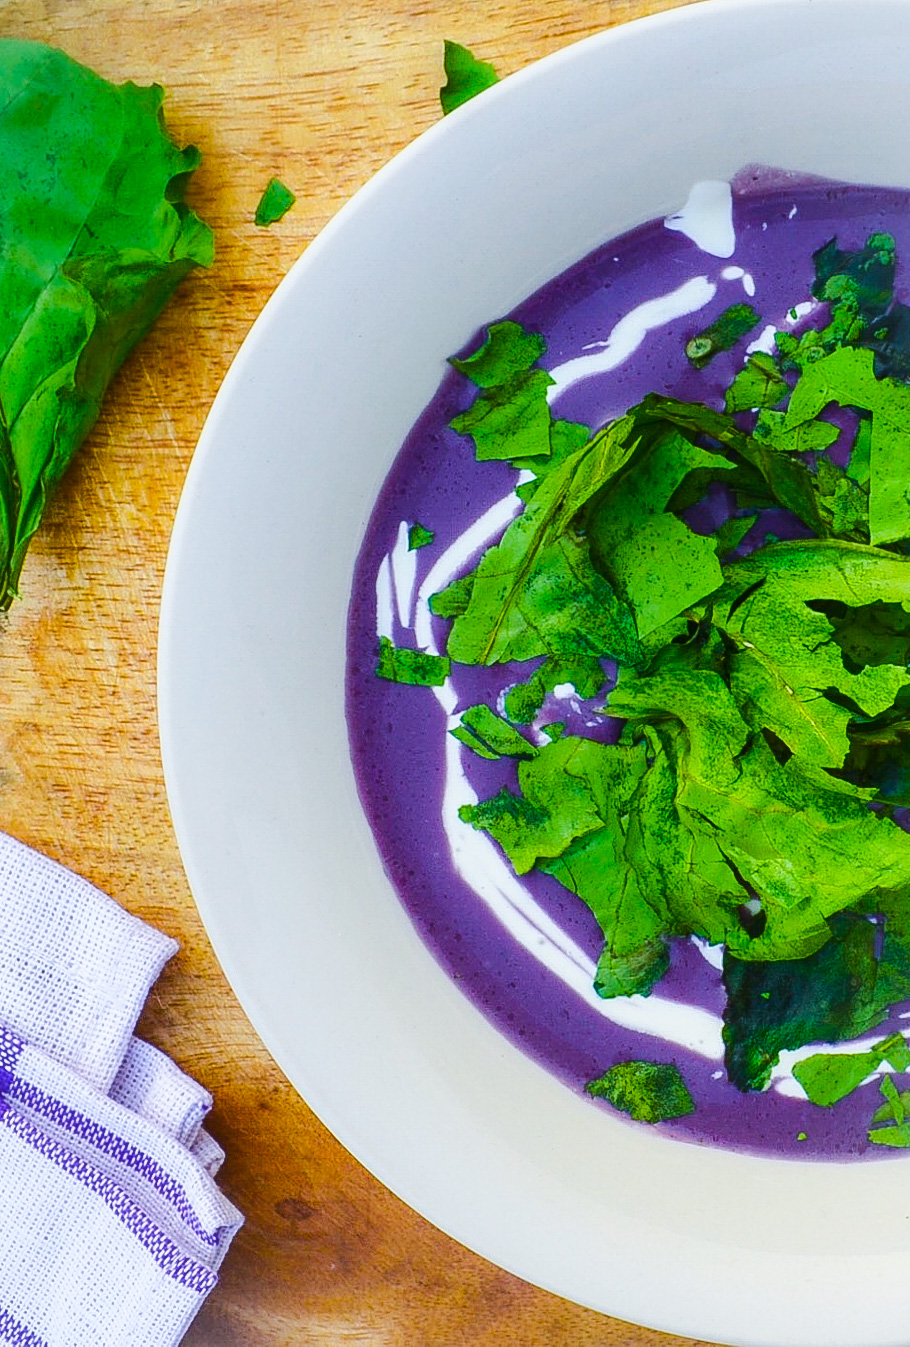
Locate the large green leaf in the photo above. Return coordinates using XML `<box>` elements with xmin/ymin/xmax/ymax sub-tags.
<box><xmin>0</xmin><ymin>40</ymin><xmax>213</xmax><ymax>604</ymax></box>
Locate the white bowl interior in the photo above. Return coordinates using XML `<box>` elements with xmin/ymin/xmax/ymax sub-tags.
<box><xmin>159</xmin><ymin>2</ymin><xmax>910</xmax><ymax>1343</ymax></box>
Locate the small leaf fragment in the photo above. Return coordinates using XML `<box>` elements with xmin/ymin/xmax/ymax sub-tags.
<box><xmin>408</xmin><ymin>522</ymin><xmax>435</xmax><ymax>550</ymax></box>
<box><xmin>254</xmin><ymin>176</ymin><xmax>296</xmax><ymax>227</ymax></box>
<box><xmin>450</xmin><ymin>321</ymin><xmax>545</xmax><ymax>388</ymax></box>
<box><xmin>451</xmin><ymin>704</ymin><xmax>537</xmax><ymax>760</ymax></box>
<box><xmin>440</xmin><ymin>40</ymin><xmax>499</xmax><ymax>115</ymax></box>
<box><xmin>586</xmin><ymin>1060</ymin><xmax>696</xmax><ymax>1123</ymax></box>
<box><xmin>376</xmin><ymin>637</ymin><xmax>449</xmax><ymax>686</ymax></box>
<box><xmin>687</xmin><ymin>303</ymin><xmax>761</xmax><ymax>368</ymax></box>
<box><xmin>725</xmin><ymin>352</ymin><xmax>789</xmax><ymax>413</ymax></box>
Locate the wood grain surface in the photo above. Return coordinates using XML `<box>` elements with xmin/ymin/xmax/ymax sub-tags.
<box><xmin>0</xmin><ymin>1</ymin><xmax>727</xmax><ymax>1343</ymax></box>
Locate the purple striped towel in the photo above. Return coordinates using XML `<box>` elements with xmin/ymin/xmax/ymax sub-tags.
<box><xmin>0</xmin><ymin>832</ymin><xmax>243</xmax><ymax>1346</ymax></box>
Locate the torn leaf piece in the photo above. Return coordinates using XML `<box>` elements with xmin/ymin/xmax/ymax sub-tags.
<box><xmin>869</xmin><ymin>1073</ymin><xmax>910</xmax><ymax>1147</ymax></box>
<box><xmin>376</xmin><ymin>637</ymin><xmax>449</xmax><ymax>686</ymax></box>
<box><xmin>459</xmin><ymin>735</ymin><xmax>625</xmax><ymax>875</ymax></box>
<box><xmin>586</xmin><ymin>1060</ymin><xmax>695</xmax><ymax>1123</ymax></box>
<box><xmin>753</xmin><ymin>408</ymin><xmax>840</xmax><ymax>456</ymax></box>
<box><xmin>450</xmin><ymin>704</ymin><xmax>537</xmax><ymax>760</ymax></box>
<box><xmin>450</xmin><ymin>321</ymin><xmax>545</xmax><ymax>388</ymax></box>
<box><xmin>715</xmin><ymin>540</ymin><xmax>910</xmax><ymax>768</ymax></box>
<box><xmin>440</xmin><ymin>417</ymin><xmax>644</xmax><ymax>667</ymax></box>
<box><xmin>451</xmin><ymin>367</ymin><xmax>555</xmax><ymax>461</ymax></box>
<box><xmin>440</xmin><ymin>40</ymin><xmax>499</xmax><ymax>115</ymax></box>
<box><xmin>784</xmin><ymin>345</ymin><xmax>910</xmax><ymax>545</ymax></box>
<box><xmin>793</xmin><ymin>1033</ymin><xmax>909</xmax><ymax>1107</ymax></box>
<box><xmin>722</xmin><ymin>916</ymin><xmax>893</xmax><ymax>1092</ymax></box>
<box><xmin>408</xmin><ymin>522</ymin><xmax>434</xmax><ymax>550</ymax></box>
<box><xmin>254</xmin><ymin>177</ymin><xmax>296</xmax><ymax>226</ymax></box>
<box><xmin>449</xmin><ymin>322</ymin><xmax>553</xmax><ymax>461</ymax></box>
<box><xmin>686</xmin><ymin>302</ymin><xmax>761</xmax><ymax>368</ymax></box>
<box><xmin>449</xmin><ymin>322</ymin><xmax>592</xmax><ymax>470</ymax></box>
<box><xmin>725</xmin><ymin>353</ymin><xmax>790</xmax><ymax>413</ymax></box>
<box><xmin>0</xmin><ymin>40</ymin><xmax>214</xmax><ymax>606</ymax></box>
<box><xmin>585</xmin><ymin>430</ymin><xmax>732</xmax><ymax>638</ymax></box>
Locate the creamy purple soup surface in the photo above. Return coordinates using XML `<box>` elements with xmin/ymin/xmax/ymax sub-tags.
<box><xmin>346</xmin><ymin>169</ymin><xmax>910</xmax><ymax>1159</ymax></box>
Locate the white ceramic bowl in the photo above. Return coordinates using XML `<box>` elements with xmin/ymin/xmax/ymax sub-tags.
<box><xmin>158</xmin><ymin>2</ymin><xmax>910</xmax><ymax>1342</ymax></box>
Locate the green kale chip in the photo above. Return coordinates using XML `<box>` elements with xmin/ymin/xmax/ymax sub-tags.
<box><xmin>793</xmin><ymin>1032</ymin><xmax>909</xmax><ymax>1107</ymax></box>
<box><xmin>451</xmin><ymin>704</ymin><xmax>537</xmax><ymax>760</ymax></box>
<box><xmin>686</xmin><ymin>302</ymin><xmax>761</xmax><ymax>368</ymax></box>
<box><xmin>586</xmin><ymin>1060</ymin><xmax>696</xmax><ymax>1123</ymax></box>
<box><xmin>408</xmin><ymin>522</ymin><xmax>435</xmax><ymax>550</ymax></box>
<box><xmin>376</xmin><ymin>637</ymin><xmax>449</xmax><ymax>686</ymax></box>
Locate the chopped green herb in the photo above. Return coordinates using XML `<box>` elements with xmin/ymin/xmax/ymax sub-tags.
<box><xmin>376</xmin><ymin>637</ymin><xmax>449</xmax><ymax>686</ymax></box>
<box><xmin>586</xmin><ymin>1060</ymin><xmax>696</xmax><ymax>1123</ymax></box>
<box><xmin>869</xmin><ymin>1072</ymin><xmax>910</xmax><ymax>1146</ymax></box>
<box><xmin>793</xmin><ymin>1032</ymin><xmax>909</xmax><ymax>1107</ymax></box>
<box><xmin>686</xmin><ymin>303</ymin><xmax>761</xmax><ymax>368</ymax></box>
<box><xmin>408</xmin><ymin>522</ymin><xmax>435</xmax><ymax>550</ymax></box>
<box><xmin>440</xmin><ymin>40</ymin><xmax>499</xmax><ymax>115</ymax></box>
<box><xmin>725</xmin><ymin>352</ymin><xmax>790</xmax><ymax>413</ymax></box>
<box><xmin>451</xmin><ymin>704</ymin><xmax>537</xmax><ymax>760</ymax></box>
<box><xmin>254</xmin><ymin>176</ymin><xmax>296</xmax><ymax>227</ymax></box>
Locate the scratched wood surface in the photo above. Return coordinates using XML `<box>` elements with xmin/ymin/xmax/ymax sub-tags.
<box><xmin>0</xmin><ymin>1</ymin><xmax>726</xmax><ymax>1343</ymax></box>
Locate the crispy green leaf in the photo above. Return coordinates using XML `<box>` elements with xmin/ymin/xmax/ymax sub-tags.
<box><xmin>793</xmin><ymin>1051</ymin><xmax>879</xmax><ymax>1107</ymax></box>
<box><xmin>722</xmin><ymin>914</ymin><xmax>890</xmax><ymax>1091</ymax></box>
<box><xmin>451</xmin><ymin>368</ymin><xmax>555</xmax><ymax>461</ymax></box>
<box><xmin>0</xmin><ymin>41</ymin><xmax>213</xmax><ymax>605</ymax></box>
<box><xmin>459</xmin><ymin>735</ymin><xmax>614</xmax><ymax>874</ymax></box>
<box><xmin>714</xmin><ymin>543</ymin><xmax>910</xmax><ymax>768</ymax></box>
<box><xmin>376</xmin><ymin>637</ymin><xmax>449</xmax><ymax>686</ymax></box>
<box><xmin>793</xmin><ymin>1033</ymin><xmax>909</xmax><ymax>1106</ymax></box>
<box><xmin>687</xmin><ymin>303</ymin><xmax>761</xmax><ymax>368</ymax></box>
<box><xmin>725</xmin><ymin>352</ymin><xmax>790</xmax><ymax>413</ymax></box>
<box><xmin>440</xmin><ymin>40</ymin><xmax>499</xmax><ymax>115</ymax></box>
<box><xmin>784</xmin><ymin>346</ymin><xmax>910</xmax><ymax>545</ymax></box>
<box><xmin>450</xmin><ymin>321</ymin><xmax>545</xmax><ymax>388</ymax></box>
<box><xmin>545</xmin><ymin>823</ymin><xmax>673</xmax><ymax>997</ymax></box>
<box><xmin>440</xmin><ymin>416</ymin><xmax>644</xmax><ymax>665</ymax></box>
<box><xmin>429</xmin><ymin>574</ymin><xmax>474</xmax><ymax>619</ymax></box>
<box><xmin>586</xmin><ymin>1060</ymin><xmax>695</xmax><ymax>1122</ymax></box>
<box><xmin>451</xmin><ymin>704</ymin><xmax>537</xmax><ymax>759</ymax></box>
<box><xmin>408</xmin><ymin>522</ymin><xmax>435</xmax><ymax>550</ymax></box>
<box><xmin>254</xmin><ymin>177</ymin><xmax>296</xmax><ymax>226</ymax></box>
<box><xmin>868</xmin><ymin>1122</ymin><xmax>910</xmax><ymax>1147</ymax></box>
<box><xmin>754</xmin><ymin>407</ymin><xmax>840</xmax><ymax>455</ymax></box>
<box><xmin>586</xmin><ymin>430</ymin><xmax>731</xmax><ymax>638</ymax></box>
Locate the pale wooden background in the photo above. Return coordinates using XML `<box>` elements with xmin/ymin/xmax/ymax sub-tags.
<box><xmin>0</xmin><ymin>1</ymin><xmax>725</xmax><ymax>1342</ymax></box>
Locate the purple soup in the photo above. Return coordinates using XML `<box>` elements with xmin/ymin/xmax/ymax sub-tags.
<box><xmin>346</xmin><ymin>169</ymin><xmax>910</xmax><ymax>1159</ymax></box>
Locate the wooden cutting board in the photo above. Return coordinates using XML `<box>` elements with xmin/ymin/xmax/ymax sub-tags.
<box><xmin>0</xmin><ymin>1</ymin><xmax>721</xmax><ymax>1342</ymax></box>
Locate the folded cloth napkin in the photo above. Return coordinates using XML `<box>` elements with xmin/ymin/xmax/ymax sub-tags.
<box><xmin>0</xmin><ymin>831</ymin><xmax>243</xmax><ymax>1346</ymax></box>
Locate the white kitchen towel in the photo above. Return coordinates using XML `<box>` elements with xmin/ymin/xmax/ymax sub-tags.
<box><xmin>0</xmin><ymin>831</ymin><xmax>243</xmax><ymax>1346</ymax></box>
<box><xmin>111</xmin><ymin>1036</ymin><xmax>213</xmax><ymax>1147</ymax></box>
<box><xmin>0</xmin><ymin>833</ymin><xmax>176</xmax><ymax>1092</ymax></box>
